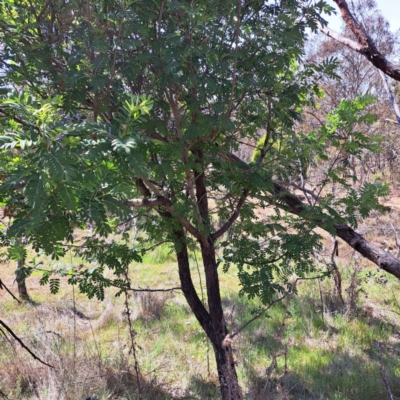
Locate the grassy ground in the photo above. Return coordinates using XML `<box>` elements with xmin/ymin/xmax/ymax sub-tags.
<box><xmin>2</xmin><ymin>210</ymin><xmax>400</xmax><ymax>399</ymax></box>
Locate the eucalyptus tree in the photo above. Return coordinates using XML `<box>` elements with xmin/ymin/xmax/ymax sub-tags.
<box><xmin>0</xmin><ymin>1</ymin><xmax>398</xmax><ymax>399</ymax></box>
<box><xmin>306</xmin><ymin>0</ymin><xmax>400</xmax><ymax>184</ymax></box>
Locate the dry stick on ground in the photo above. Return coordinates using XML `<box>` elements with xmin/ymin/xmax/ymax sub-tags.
<box><xmin>0</xmin><ymin>320</ymin><xmax>54</xmax><ymax>368</ymax></box>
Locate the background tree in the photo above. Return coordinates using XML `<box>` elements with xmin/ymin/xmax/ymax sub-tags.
<box><xmin>314</xmin><ymin>0</ymin><xmax>400</xmax><ymax>184</ymax></box>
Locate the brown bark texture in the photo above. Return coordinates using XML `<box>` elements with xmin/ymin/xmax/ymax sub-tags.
<box><xmin>174</xmin><ymin>228</ymin><xmax>243</xmax><ymax>399</ymax></box>
<box><xmin>319</xmin><ymin>0</ymin><xmax>400</xmax><ymax>81</ymax></box>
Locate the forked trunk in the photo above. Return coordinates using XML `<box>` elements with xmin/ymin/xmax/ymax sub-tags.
<box><xmin>174</xmin><ymin>227</ymin><xmax>243</xmax><ymax>400</ymax></box>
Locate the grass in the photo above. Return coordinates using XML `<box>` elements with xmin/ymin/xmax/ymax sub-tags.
<box><xmin>1</xmin><ymin>240</ymin><xmax>400</xmax><ymax>399</ymax></box>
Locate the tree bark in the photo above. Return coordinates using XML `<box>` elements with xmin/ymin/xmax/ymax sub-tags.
<box><xmin>201</xmin><ymin>240</ymin><xmax>243</xmax><ymax>400</ymax></box>
<box><xmin>174</xmin><ymin>228</ymin><xmax>242</xmax><ymax>399</ymax></box>
<box><xmin>15</xmin><ymin>237</ymin><xmax>29</xmax><ymax>301</ymax></box>
<box><xmin>318</xmin><ymin>0</ymin><xmax>400</xmax><ymax>82</ymax></box>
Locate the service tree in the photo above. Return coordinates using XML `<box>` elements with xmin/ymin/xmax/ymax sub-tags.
<box><xmin>0</xmin><ymin>1</ymin><xmax>397</xmax><ymax>398</ymax></box>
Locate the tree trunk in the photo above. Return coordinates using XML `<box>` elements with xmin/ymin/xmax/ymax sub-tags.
<box><xmin>15</xmin><ymin>258</ymin><xmax>29</xmax><ymax>300</ymax></box>
<box><xmin>15</xmin><ymin>237</ymin><xmax>29</xmax><ymax>301</ymax></box>
<box><xmin>213</xmin><ymin>339</ymin><xmax>243</xmax><ymax>400</ymax></box>
<box><xmin>173</xmin><ymin>228</ymin><xmax>242</xmax><ymax>400</ymax></box>
<box><xmin>201</xmin><ymin>241</ymin><xmax>243</xmax><ymax>400</ymax></box>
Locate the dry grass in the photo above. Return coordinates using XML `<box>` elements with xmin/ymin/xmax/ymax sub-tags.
<box><xmin>135</xmin><ymin>291</ymin><xmax>172</xmax><ymax>321</ymax></box>
<box><xmin>2</xmin><ymin>194</ymin><xmax>400</xmax><ymax>399</ymax></box>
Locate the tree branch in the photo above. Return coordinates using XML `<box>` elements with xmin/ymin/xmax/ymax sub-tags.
<box><xmin>219</xmin><ymin>152</ymin><xmax>400</xmax><ymax>281</ymax></box>
<box><xmin>113</xmin><ymin>284</ymin><xmax>181</xmax><ymax>293</ymax></box>
<box><xmin>0</xmin><ymin>320</ymin><xmax>54</xmax><ymax>368</ymax></box>
<box><xmin>211</xmin><ymin>190</ymin><xmax>249</xmax><ymax>241</ymax></box>
<box><xmin>123</xmin><ymin>196</ymin><xmax>207</xmax><ymax>244</ymax></box>
<box><xmin>318</xmin><ymin>0</ymin><xmax>400</xmax><ymax>81</ymax></box>
<box><xmin>0</xmin><ymin>279</ymin><xmax>21</xmax><ymax>303</ymax></box>
<box><xmin>122</xmin><ymin>196</ymin><xmax>171</xmax><ymax>208</ymax></box>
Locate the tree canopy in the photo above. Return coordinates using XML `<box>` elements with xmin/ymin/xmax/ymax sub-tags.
<box><xmin>0</xmin><ymin>1</ymin><xmax>398</xmax><ymax>398</ymax></box>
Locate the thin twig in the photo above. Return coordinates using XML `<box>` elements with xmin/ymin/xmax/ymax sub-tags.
<box><xmin>230</xmin><ymin>294</ymin><xmax>291</xmax><ymax>339</ymax></box>
<box><xmin>0</xmin><ymin>279</ymin><xmax>21</xmax><ymax>303</ymax></box>
<box><xmin>230</xmin><ymin>274</ymin><xmax>327</xmax><ymax>339</ymax></box>
<box><xmin>0</xmin><ymin>387</ymin><xmax>10</xmax><ymax>399</ymax></box>
<box><xmin>123</xmin><ymin>271</ymin><xmax>142</xmax><ymax>399</ymax></box>
<box><xmin>113</xmin><ymin>284</ymin><xmax>181</xmax><ymax>293</ymax></box>
<box><xmin>0</xmin><ymin>320</ymin><xmax>54</xmax><ymax>368</ymax></box>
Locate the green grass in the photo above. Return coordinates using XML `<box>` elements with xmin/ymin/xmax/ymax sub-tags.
<box><xmin>2</xmin><ymin>242</ymin><xmax>400</xmax><ymax>399</ymax></box>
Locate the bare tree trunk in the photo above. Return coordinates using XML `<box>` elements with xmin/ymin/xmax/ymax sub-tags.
<box><xmin>378</xmin><ymin>70</ymin><xmax>400</xmax><ymax>123</ymax></box>
<box><xmin>15</xmin><ymin>238</ymin><xmax>29</xmax><ymax>300</ymax></box>
<box><xmin>174</xmin><ymin>228</ymin><xmax>242</xmax><ymax>400</ymax></box>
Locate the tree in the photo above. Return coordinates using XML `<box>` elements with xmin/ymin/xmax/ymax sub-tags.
<box><xmin>319</xmin><ymin>0</ymin><xmax>400</xmax><ymax>81</ymax></box>
<box><xmin>305</xmin><ymin>1</ymin><xmax>400</xmax><ymax>185</ymax></box>
<box><xmin>0</xmin><ymin>1</ymin><xmax>399</xmax><ymax>399</ymax></box>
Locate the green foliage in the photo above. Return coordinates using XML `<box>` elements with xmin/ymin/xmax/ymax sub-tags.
<box><xmin>0</xmin><ymin>0</ymin><xmax>385</xmax><ymax>319</ymax></box>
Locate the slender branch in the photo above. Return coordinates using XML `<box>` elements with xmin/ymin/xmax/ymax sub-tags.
<box><xmin>122</xmin><ymin>196</ymin><xmax>171</xmax><ymax>208</ymax></box>
<box><xmin>230</xmin><ymin>274</ymin><xmax>327</xmax><ymax>339</ymax></box>
<box><xmin>318</xmin><ymin>22</ymin><xmax>363</xmax><ymax>52</ymax></box>
<box><xmin>226</xmin><ymin>0</ymin><xmax>242</xmax><ymax>117</ymax></box>
<box><xmin>274</xmin><ymin>180</ymin><xmax>320</xmax><ymax>201</ymax></box>
<box><xmin>123</xmin><ymin>196</ymin><xmax>206</xmax><ymax>244</ymax></box>
<box><xmin>0</xmin><ymin>279</ymin><xmax>21</xmax><ymax>303</ymax></box>
<box><xmin>230</xmin><ymin>294</ymin><xmax>290</xmax><ymax>339</ymax></box>
<box><xmin>118</xmin><ymin>285</ymin><xmax>181</xmax><ymax>293</ymax></box>
<box><xmin>177</xmin><ymin>216</ymin><xmax>207</xmax><ymax>245</ymax></box>
<box><xmin>0</xmin><ymin>320</ymin><xmax>54</xmax><ymax>368</ymax></box>
<box><xmin>211</xmin><ymin>191</ymin><xmax>249</xmax><ymax>241</ymax></box>
<box><xmin>376</xmin><ymin>341</ymin><xmax>395</xmax><ymax>400</ymax></box>
<box><xmin>37</xmin><ymin>0</ymin><xmax>51</xmax><ymax>20</ymax></box>
<box><xmin>157</xmin><ymin>0</ymin><xmax>165</xmax><ymax>38</ymax></box>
